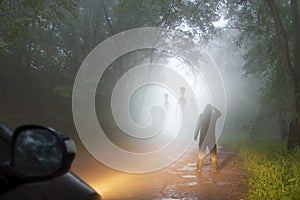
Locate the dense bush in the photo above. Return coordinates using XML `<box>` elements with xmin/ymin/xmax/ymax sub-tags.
<box><xmin>230</xmin><ymin>136</ymin><xmax>300</xmax><ymax>200</ymax></box>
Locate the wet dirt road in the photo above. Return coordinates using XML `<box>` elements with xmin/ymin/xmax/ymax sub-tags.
<box><xmin>76</xmin><ymin>143</ymin><xmax>249</xmax><ymax>200</ymax></box>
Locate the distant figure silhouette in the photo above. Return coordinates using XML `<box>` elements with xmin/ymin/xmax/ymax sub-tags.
<box><xmin>194</xmin><ymin>104</ymin><xmax>221</xmax><ymax>173</ymax></box>
<box><xmin>177</xmin><ymin>87</ymin><xmax>186</xmax><ymax>116</ymax></box>
<box><xmin>163</xmin><ymin>93</ymin><xmax>169</xmax><ymax>111</ymax></box>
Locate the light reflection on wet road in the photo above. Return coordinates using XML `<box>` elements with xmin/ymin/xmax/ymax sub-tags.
<box><xmin>73</xmin><ymin>143</ymin><xmax>249</xmax><ymax>200</ymax></box>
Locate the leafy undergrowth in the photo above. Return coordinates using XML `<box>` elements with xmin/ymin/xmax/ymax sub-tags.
<box><xmin>221</xmin><ymin>134</ymin><xmax>300</xmax><ymax>200</ymax></box>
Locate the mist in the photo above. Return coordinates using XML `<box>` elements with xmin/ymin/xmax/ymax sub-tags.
<box><xmin>1</xmin><ymin>0</ymin><xmax>299</xmax><ymax>199</ymax></box>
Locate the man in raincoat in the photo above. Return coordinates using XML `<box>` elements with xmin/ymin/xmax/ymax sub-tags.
<box><xmin>194</xmin><ymin>104</ymin><xmax>221</xmax><ymax>173</ymax></box>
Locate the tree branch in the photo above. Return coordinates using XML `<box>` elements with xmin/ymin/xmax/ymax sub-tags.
<box><xmin>266</xmin><ymin>0</ymin><xmax>296</xmax><ymax>117</ymax></box>
<box><xmin>100</xmin><ymin>0</ymin><xmax>113</xmax><ymax>36</ymax></box>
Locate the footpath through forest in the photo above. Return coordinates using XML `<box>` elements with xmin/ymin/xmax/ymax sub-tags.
<box><xmin>97</xmin><ymin>143</ymin><xmax>249</xmax><ymax>200</ymax></box>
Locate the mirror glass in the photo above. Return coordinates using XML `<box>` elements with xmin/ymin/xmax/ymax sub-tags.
<box><xmin>13</xmin><ymin>128</ymin><xmax>63</xmax><ymax>177</ymax></box>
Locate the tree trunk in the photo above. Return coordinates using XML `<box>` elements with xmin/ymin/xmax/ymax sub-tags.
<box><xmin>267</xmin><ymin>0</ymin><xmax>300</xmax><ymax>148</ymax></box>
<box><xmin>266</xmin><ymin>0</ymin><xmax>296</xmax><ymax>115</ymax></box>
<box><xmin>267</xmin><ymin>0</ymin><xmax>296</xmax><ymax>114</ymax></box>
<box><xmin>279</xmin><ymin>97</ymin><xmax>287</xmax><ymax>140</ymax></box>
<box><xmin>289</xmin><ymin>0</ymin><xmax>300</xmax><ymax>148</ymax></box>
<box><xmin>291</xmin><ymin>0</ymin><xmax>300</xmax><ymax>111</ymax></box>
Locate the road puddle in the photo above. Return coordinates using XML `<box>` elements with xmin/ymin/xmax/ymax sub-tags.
<box><xmin>168</xmin><ymin>171</ymin><xmax>183</xmax><ymax>175</ymax></box>
<box><xmin>186</xmin><ymin>182</ymin><xmax>197</xmax><ymax>186</ymax></box>
<box><xmin>182</xmin><ymin>175</ymin><xmax>197</xmax><ymax>179</ymax></box>
<box><xmin>217</xmin><ymin>181</ymin><xmax>240</xmax><ymax>186</ymax></box>
<box><xmin>177</xmin><ymin>166</ymin><xmax>196</xmax><ymax>171</ymax></box>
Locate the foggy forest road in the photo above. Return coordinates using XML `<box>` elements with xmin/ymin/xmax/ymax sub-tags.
<box><xmin>93</xmin><ymin>143</ymin><xmax>249</xmax><ymax>200</ymax></box>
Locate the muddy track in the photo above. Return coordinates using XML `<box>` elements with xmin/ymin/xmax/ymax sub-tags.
<box><xmin>97</xmin><ymin>143</ymin><xmax>249</xmax><ymax>200</ymax></box>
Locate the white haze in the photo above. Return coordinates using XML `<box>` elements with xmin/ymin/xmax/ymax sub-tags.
<box><xmin>206</xmin><ymin>30</ymin><xmax>262</xmax><ymax>135</ymax></box>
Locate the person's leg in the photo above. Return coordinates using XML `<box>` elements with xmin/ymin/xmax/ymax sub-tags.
<box><xmin>210</xmin><ymin>145</ymin><xmax>218</xmax><ymax>173</ymax></box>
<box><xmin>197</xmin><ymin>152</ymin><xmax>205</xmax><ymax>172</ymax></box>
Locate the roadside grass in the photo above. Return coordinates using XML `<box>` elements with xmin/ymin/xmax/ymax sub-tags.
<box><xmin>220</xmin><ymin>133</ymin><xmax>300</xmax><ymax>200</ymax></box>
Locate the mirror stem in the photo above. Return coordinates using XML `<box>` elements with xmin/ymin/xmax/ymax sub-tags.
<box><xmin>0</xmin><ymin>124</ymin><xmax>13</xmax><ymax>143</ymax></box>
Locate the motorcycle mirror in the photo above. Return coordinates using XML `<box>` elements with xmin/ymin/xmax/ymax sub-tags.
<box><xmin>11</xmin><ymin>125</ymin><xmax>76</xmax><ymax>180</ymax></box>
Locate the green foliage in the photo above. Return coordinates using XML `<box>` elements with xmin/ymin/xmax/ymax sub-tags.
<box><xmin>113</xmin><ymin>0</ymin><xmax>223</xmax><ymax>38</ymax></box>
<box><xmin>237</xmin><ymin>138</ymin><xmax>300</xmax><ymax>199</ymax></box>
<box><xmin>225</xmin><ymin>0</ymin><xmax>295</xmax><ymax>137</ymax></box>
<box><xmin>227</xmin><ymin>0</ymin><xmax>290</xmax><ymax>101</ymax></box>
<box><xmin>53</xmin><ymin>84</ymin><xmax>72</xmax><ymax>98</ymax></box>
<box><xmin>0</xmin><ymin>0</ymin><xmax>78</xmax><ymax>52</ymax></box>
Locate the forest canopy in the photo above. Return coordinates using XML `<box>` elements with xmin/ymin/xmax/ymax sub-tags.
<box><xmin>0</xmin><ymin>0</ymin><xmax>300</xmax><ymax>149</ymax></box>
